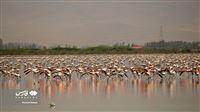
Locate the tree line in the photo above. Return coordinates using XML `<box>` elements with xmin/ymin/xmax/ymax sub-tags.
<box><xmin>0</xmin><ymin>38</ymin><xmax>199</xmax><ymax>55</ymax></box>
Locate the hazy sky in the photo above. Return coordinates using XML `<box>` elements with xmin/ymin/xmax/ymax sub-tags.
<box><xmin>0</xmin><ymin>0</ymin><xmax>199</xmax><ymax>47</ymax></box>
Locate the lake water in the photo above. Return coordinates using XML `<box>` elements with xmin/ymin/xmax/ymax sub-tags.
<box><xmin>0</xmin><ymin>55</ymin><xmax>200</xmax><ymax>112</ymax></box>
<box><xmin>0</xmin><ymin>78</ymin><xmax>199</xmax><ymax>112</ymax></box>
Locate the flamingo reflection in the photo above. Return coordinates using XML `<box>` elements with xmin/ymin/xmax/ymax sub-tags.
<box><xmin>0</xmin><ymin>78</ymin><xmax>199</xmax><ymax>98</ymax></box>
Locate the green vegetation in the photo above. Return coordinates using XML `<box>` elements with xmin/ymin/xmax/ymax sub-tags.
<box><xmin>0</xmin><ymin>45</ymin><xmax>199</xmax><ymax>55</ymax></box>
<box><xmin>0</xmin><ymin>39</ymin><xmax>199</xmax><ymax>55</ymax></box>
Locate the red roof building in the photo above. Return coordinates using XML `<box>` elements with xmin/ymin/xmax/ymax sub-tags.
<box><xmin>132</xmin><ymin>45</ymin><xmax>143</xmax><ymax>49</ymax></box>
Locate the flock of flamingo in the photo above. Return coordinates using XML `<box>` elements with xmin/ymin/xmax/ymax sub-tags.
<box><xmin>0</xmin><ymin>54</ymin><xmax>200</xmax><ymax>82</ymax></box>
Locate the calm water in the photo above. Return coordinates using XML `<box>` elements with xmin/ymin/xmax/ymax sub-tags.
<box><xmin>0</xmin><ymin>54</ymin><xmax>200</xmax><ymax>112</ymax></box>
<box><xmin>0</xmin><ymin>77</ymin><xmax>200</xmax><ymax>112</ymax></box>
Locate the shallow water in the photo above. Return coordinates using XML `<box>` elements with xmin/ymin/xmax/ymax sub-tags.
<box><xmin>0</xmin><ymin>54</ymin><xmax>200</xmax><ymax>112</ymax></box>
<box><xmin>0</xmin><ymin>77</ymin><xmax>200</xmax><ymax>112</ymax></box>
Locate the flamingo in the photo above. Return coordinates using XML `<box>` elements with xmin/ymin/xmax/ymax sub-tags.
<box><xmin>40</xmin><ymin>67</ymin><xmax>54</xmax><ymax>79</ymax></box>
<box><xmin>11</xmin><ymin>72</ymin><xmax>21</xmax><ymax>79</ymax></box>
<box><xmin>63</xmin><ymin>67</ymin><xmax>73</xmax><ymax>81</ymax></box>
